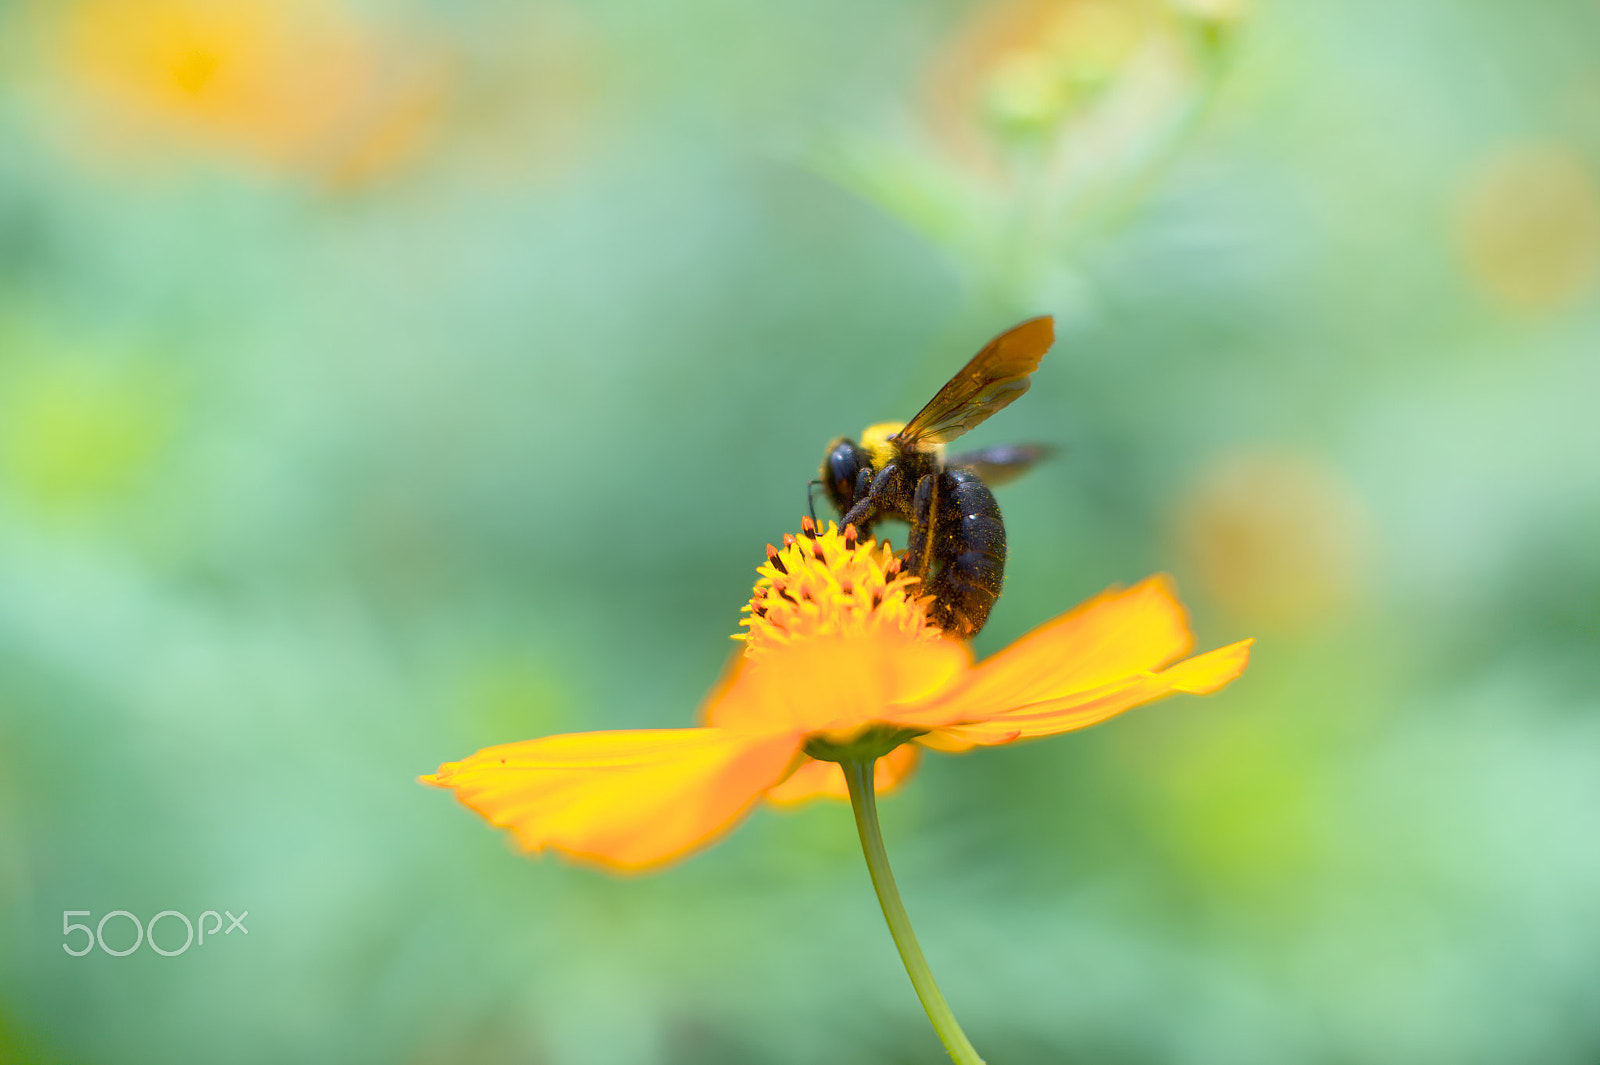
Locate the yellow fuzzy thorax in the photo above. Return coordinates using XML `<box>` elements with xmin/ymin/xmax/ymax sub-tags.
<box><xmin>860</xmin><ymin>420</ymin><xmax>944</xmax><ymax>469</ymax></box>
<box><xmin>859</xmin><ymin>421</ymin><xmax>904</xmax><ymax>469</ymax></box>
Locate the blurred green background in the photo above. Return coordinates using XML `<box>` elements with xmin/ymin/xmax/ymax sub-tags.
<box><xmin>2</xmin><ymin>0</ymin><xmax>1598</xmax><ymax>1062</ymax></box>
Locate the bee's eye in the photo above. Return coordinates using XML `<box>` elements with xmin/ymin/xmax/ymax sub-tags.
<box><xmin>823</xmin><ymin>440</ymin><xmax>871</xmax><ymax>513</ymax></box>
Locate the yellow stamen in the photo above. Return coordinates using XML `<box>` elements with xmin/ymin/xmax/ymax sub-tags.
<box><xmin>735</xmin><ymin>519</ymin><xmax>940</xmax><ymax>656</ymax></box>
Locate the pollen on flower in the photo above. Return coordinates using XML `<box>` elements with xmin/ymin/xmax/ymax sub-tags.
<box><xmin>735</xmin><ymin>519</ymin><xmax>939</xmax><ymax>656</ymax></box>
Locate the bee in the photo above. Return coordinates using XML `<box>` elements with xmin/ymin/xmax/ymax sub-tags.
<box><xmin>816</xmin><ymin>316</ymin><xmax>1055</xmax><ymax>638</ymax></box>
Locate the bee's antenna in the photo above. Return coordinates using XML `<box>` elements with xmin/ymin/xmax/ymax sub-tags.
<box><xmin>806</xmin><ymin>479</ymin><xmax>823</xmax><ymax>527</ymax></box>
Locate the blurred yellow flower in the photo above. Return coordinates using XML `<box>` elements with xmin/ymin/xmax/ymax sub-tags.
<box><xmin>921</xmin><ymin>0</ymin><xmax>1225</xmax><ymax>169</ymax></box>
<box><xmin>1172</xmin><ymin>450</ymin><xmax>1369</xmax><ymax>630</ymax></box>
<box><xmin>810</xmin><ymin>0</ymin><xmax>1233</xmax><ymax>297</ymax></box>
<box><xmin>1452</xmin><ymin>141</ymin><xmax>1600</xmax><ymax>315</ymax></box>
<box><xmin>425</xmin><ymin>520</ymin><xmax>1251</xmax><ymax>872</ymax></box>
<box><xmin>929</xmin><ymin>0</ymin><xmax>1146</xmax><ymax>143</ymax></box>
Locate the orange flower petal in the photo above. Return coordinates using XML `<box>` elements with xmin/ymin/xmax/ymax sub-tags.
<box><xmin>703</xmin><ymin>631</ymin><xmax>969</xmax><ymax>738</ymax></box>
<box><xmin>1158</xmin><ymin>638</ymin><xmax>1255</xmax><ymax>695</ymax></box>
<box><xmin>764</xmin><ymin>744</ymin><xmax>923</xmax><ymax>806</ymax></box>
<box><xmin>422</xmin><ymin>728</ymin><xmax>803</xmax><ymax>872</ymax></box>
<box><xmin>893</xmin><ymin>575</ymin><xmax>1202</xmax><ymax>729</ymax></box>
<box><xmin>924</xmin><ymin>638</ymin><xmax>1254</xmax><ymax>750</ymax></box>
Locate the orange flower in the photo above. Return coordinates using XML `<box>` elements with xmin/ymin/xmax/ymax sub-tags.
<box><xmin>424</xmin><ymin>521</ymin><xmax>1251</xmax><ymax>872</ymax></box>
<box><xmin>46</xmin><ymin>0</ymin><xmax>442</xmax><ymax>182</ymax></box>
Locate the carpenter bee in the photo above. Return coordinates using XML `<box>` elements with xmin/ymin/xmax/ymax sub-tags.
<box><xmin>816</xmin><ymin>316</ymin><xmax>1055</xmax><ymax>638</ymax></box>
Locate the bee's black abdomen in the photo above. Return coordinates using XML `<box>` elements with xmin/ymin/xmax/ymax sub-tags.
<box><xmin>927</xmin><ymin>469</ymin><xmax>1007</xmax><ymax>637</ymax></box>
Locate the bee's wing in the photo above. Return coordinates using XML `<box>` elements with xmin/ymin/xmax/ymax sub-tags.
<box><xmin>945</xmin><ymin>443</ymin><xmax>1056</xmax><ymax>487</ymax></box>
<box><xmin>893</xmin><ymin>316</ymin><xmax>1054</xmax><ymax>448</ymax></box>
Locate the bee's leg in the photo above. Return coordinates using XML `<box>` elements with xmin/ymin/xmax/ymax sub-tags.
<box><xmin>853</xmin><ymin>467</ymin><xmax>873</xmax><ymax>507</ymax></box>
<box><xmin>845</xmin><ymin>467</ymin><xmax>878</xmax><ymax>539</ymax></box>
<box><xmin>904</xmin><ymin>473</ymin><xmax>940</xmax><ymax>579</ymax></box>
<box><xmin>841</xmin><ymin>462</ymin><xmax>899</xmax><ymax>532</ymax></box>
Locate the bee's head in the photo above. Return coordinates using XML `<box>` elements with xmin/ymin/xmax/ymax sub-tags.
<box><xmin>819</xmin><ymin>436</ymin><xmax>873</xmax><ymax>517</ymax></box>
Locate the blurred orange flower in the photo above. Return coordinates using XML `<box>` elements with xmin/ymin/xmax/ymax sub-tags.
<box><xmin>424</xmin><ymin>521</ymin><xmax>1251</xmax><ymax>872</ymax></box>
<box><xmin>45</xmin><ymin>0</ymin><xmax>442</xmax><ymax>182</ymax></box>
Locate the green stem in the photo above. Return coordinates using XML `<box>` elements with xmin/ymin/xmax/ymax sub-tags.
<box><xmin>842</xmin><ymin>759</ymin><xmax>985</xmax><ymax>1065</ymax></box>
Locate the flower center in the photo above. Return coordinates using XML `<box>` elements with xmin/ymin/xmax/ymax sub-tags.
<box><xmin>735</xmin><ymin>517</ymin><xmax>941</xmax><ymax>657</ymax></box>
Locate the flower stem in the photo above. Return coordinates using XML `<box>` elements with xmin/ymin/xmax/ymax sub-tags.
<box><xmin>842</xmin><ymin>759</ymin><xmax>985</xmax><ymax>1065</ymax></box>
